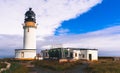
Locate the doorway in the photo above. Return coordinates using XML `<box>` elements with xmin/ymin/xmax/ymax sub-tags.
<box><xmin>89</xmin><ymin>54</ymin><xmax>92</xmax><ymax>60</ymax></box>
<box><xmin>21</xmin><ymin>52</ymin><xmax>24</xmax><ymax>58</ymax></box>
<box><xmin>70</xmin><ymin>52</ymin><xmax>73</xmax><ymax>58</ymax></box>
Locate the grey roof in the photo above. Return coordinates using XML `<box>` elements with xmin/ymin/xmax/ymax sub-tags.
<box><xmin>50</xmin><ymin>47</ymin><xmax>98</xmax><ymax>50</ymax></box>
<box><xmin>15</xmin><ymin>49</ymin><xmax>36</xmax><ymax>51</ymax></box>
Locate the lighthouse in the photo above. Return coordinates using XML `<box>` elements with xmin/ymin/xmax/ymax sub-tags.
<box><xmin>15</xmin><ymin>8</ymin><xmax>37</xmax><ymax>60</ymax></box>
<box><xmin>23</xmin><ymin>8</ymin><xmax>37</xmax><ymax>49</ymax></box>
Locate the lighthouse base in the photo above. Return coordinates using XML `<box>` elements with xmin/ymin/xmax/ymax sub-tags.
<box><xmin>15</xmin><ymin>49</ymin><xmax>36</xmax><ymax>60</ymax></box>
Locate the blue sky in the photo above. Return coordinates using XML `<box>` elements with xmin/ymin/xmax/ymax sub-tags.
<box><xmin>0</xmin><ymin>0</ymin><xmax>120</xmax><ymax>58</ymax></box>
<box><xmin>56</xmin><ymin>0</ymin><xmax>120</xmax><ymax>35</ymax></box>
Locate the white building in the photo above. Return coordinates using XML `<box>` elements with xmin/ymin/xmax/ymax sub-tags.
<box><xmin>42</xmin><ymin>48</ymin><xmax>98</xmax><ymax>61</ymax></box>
<box><xmin>72</xmin><ymin>49</ymin><xmax>98</xmax><ymax>61</ymax></box>
<box><xmin>15</xmin><ymin>8</ymin><xmax>37</xmax><ymax>60</ymax></box>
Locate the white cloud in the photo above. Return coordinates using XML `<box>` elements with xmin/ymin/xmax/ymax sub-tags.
<box><xmin>0</xmin><ymin>35</ymin><xmax>23</xmax><ymax>57</ymax></box>
<box><xmin>0</xmin><ymin>35</ymin><xmax>22</xmax><ymax>49</ymax></box>
<box><xmin>0</xmin><ymin>25</ymin><xmax>120</xmax><ymax>57</ymax></box>
<box><xmin>40</xmin><ymin>25</ymin><xmax>120</xmax><ymax>52</ymax></box>
<box><xmin>56</xmin><ymin>28</ymin><xmax>70</xmax><ymax>35</ymax></box>
<box><xmin>0</xmin><ymin>0</ymin><xmax>102</xmax><ymax>39</ymax></box>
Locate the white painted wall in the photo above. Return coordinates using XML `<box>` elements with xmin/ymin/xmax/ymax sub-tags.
<box><xmin>15</xmin><ymin>50</ymin><xmax>36</xmax><ymax>59</ymax></box>
<box><xmin>79</xmin><ymin>50</ymin><xmax>87</xmax><ymax>60</ymax></box>
<box><xmin>73</xmin><ymin>50</ymin><xmax>81</xmax><ymax>59</ymax></box>
<box><xmin>23</xmin><ymin>27</ymin><xmax>36</xmax><ymax>49</ymax></box>
<box><xmin>87</xmin><ymin>50</ymin><xmax>98</xmax><ymax>60</ymax></box>
<box><xmin>72</xmin><ymin>49</ymin><xmax>98</xmax><ymax>61</ymax></box>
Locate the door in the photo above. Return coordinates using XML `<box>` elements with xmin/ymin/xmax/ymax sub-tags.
<box><xmin>70</xmin><ymin>52</ymin><xmax>73</xmax><ymax>58</ymax></box>
<box><xmin>89</xmin><ymin>54</ymin><xmax>92</xmax><ymax>61</ymax></box>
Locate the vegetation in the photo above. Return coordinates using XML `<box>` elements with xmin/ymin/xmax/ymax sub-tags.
<box><xmin>85</xmin><ymin>60</ymin><xmax>120</xmax><ymax>73</ymax></box>
<box><xmin>0</xmin><ymin>59</ymin><xmax>7</xmax><ymax>69</ymax></box>
<box><xmin>1</xmin><ymin>57</ymin><xmax>120</xmax><ymax>73</ymax></box>
<box><xmin>2</xmin><ymin>62</ymin><xmax>29</xmax><ymax>73</ymax></box>
<box><xmin>33</xmin><ymin>60</ymin><xmax>83</xmax><ymax>71</ymax></box>
<box><xmin>0</xmin><ymin>58</ymin><xmax>29</xmax><ymax>73</ymax></box>
<box><xmin>0</xmin><ymin>62</ymin><xmax>7</xmax><ymax>69</ymax></box>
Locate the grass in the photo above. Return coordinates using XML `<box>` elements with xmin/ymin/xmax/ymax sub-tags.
<box><xmin>1</xmin><ymin>58</ymin><xmax>120</xmax><ymax>73</ymax></box>
<box><xmin>85</xmin><ymin>60</ymin><xmax>120</xmax><ymax>73</ymax></box>
<box><xmin>0</xmin><ymin>59</ymin><xmax>7</xmax><ymax>69</ymax></box>
<box><xmin>0</xmin><ymin>62</ymin><xmax>7</xmax><ymax>69</ymax></box>
<box><xmin>2</xmin><ymin>62</ymin><xmax>29</xmax><ymax>73</ymax></box>
<box><xmin>33</xmin><ymin>59</ymin><xmax>83</xmax><ymax>71</ymax></box>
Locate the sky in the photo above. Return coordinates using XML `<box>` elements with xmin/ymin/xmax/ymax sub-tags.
<box><xmin>0</xmin><ymin>0</ymin><xmax>120</xmax><ymax>58</ymax></box>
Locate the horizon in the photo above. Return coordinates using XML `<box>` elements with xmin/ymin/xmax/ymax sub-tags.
<box><xmin>0</xmin><ymin>0</ymin><xmax>120</xmax><ymax>58</ymax></box>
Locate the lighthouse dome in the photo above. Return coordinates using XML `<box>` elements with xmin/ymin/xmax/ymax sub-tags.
<box><xmin>25</xmin><ymin>8</ymin><xmax>36</xmax><ymax>23</ymax></box>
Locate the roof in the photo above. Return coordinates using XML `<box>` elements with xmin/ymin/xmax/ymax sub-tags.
<box><xmin>50</xmin><ymin>47</ymin><xmax>98</xmax><ymax>50</ymax></box>
<box><xmin>71</xmin><ymin>48</ymin><xmax>98</xmax><ymax>50</ymax></box>
<box><xmin>15</xmin><ymin>49</ymin><xmax>36</xmax><ymax>51</ymax></box>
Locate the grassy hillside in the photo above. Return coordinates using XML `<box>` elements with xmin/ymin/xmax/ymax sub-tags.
<box><xmin>0</xmin><ymin>62</ymin><xmax>7</xmax><ymax>69</ymax></box>
<box><xmin>1</xmin><ymin>58</ymin><xmax>120</xmax><ymax>73</ymax></box>
<box><xmin>33</xmin><ymin>60</ymin><xmax>83</xmax><ymax>71</ymax></box>
<box><xmin>0</xmin><ymin>58</ymin><xmax>29</xmax><ymax>73</ymax></box>
<box><xmin>85</xmin><ymin>59</ymin><xmax>120</xmax><ymax>73</ymax></box>
<box><xmin>2</xmin><ymin>62</ymin><xmax>29</xmax><ymax>73</ymax></box>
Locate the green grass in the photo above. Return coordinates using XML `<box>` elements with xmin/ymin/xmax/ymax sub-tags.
<box><xmin>2</xmin><ymin>62</ymin><xmax>29</xmax><ymax>73</ymax></box>
<box><xmin>33</xmin><ymin>60</ymin><xmax>83</xmax><ymax>71</ymax></box>
<box><xmin>85</xmin><ymin>60</ymin><xmax>120</xmax><ymax>73</ymax></box>
<box><xmin>0</xmin><ymin>62</ymin><xmax>7</xmax><ymax>69</ymax></box>
<box><xmin>0</xmin><ymin>60</ymin><xmax>5</xmax><ymax>70</ymax></box>
<box><xmin>0</xmin><ymin>58</ymin><xmax>28</xmax><ymax>73</ymax></box>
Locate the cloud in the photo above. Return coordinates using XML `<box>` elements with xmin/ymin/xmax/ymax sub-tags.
<box><xmin>0</xmin><ymin>0</ymin><xmax>110</xmax><ymax>57</ymax></box>
<box><xmin>56</xmin><ymin>28</ymin><xmax>70</xmax><ymax>35</ymax></box>
<box><xmin>0</xmin><ymin>34</ymin><xmax>23</xmax><ymax>49</ymax></box>
<box><xmin>0</xmin><ymin>34</ymin><xmax>23</xmax><ymax>58</ymax></box>
<box><xmin>39</xmin><ymin>25</ymin><xmax>120</xmax><ymax>53</ymax></box>
<box><xmin>0</xmin><ymin>0</ymin><xmax>102</xmax><ymax>39</ymax></box>
<box><xmin>0</xmin><ymin>25</ymin><xmax>120</xmax><ymax>57</ymax></box>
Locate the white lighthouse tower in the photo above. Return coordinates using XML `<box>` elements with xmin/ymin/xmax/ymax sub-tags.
<box><xmin>15</xmin><ymin>8</ymin><xmax>37</xmax><ymax>60</ymax></box>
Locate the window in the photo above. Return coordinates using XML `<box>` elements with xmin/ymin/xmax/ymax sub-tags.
<box><xmin>27</xmin><ymin>28</ymin><xmax>29</xmax><ymax>32</ymax></box>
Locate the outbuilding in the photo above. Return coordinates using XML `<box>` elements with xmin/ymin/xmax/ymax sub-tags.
<box><xmin>41</xmin><ymin>48</ymin><xmax>98</xmax><ymax>61</ymax></box>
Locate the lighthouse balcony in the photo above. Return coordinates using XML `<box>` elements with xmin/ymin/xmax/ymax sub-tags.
<box><xmin>23</xmin><ymin>22</ymin><xmax>37</xmax><ymax>28</ymax></box>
